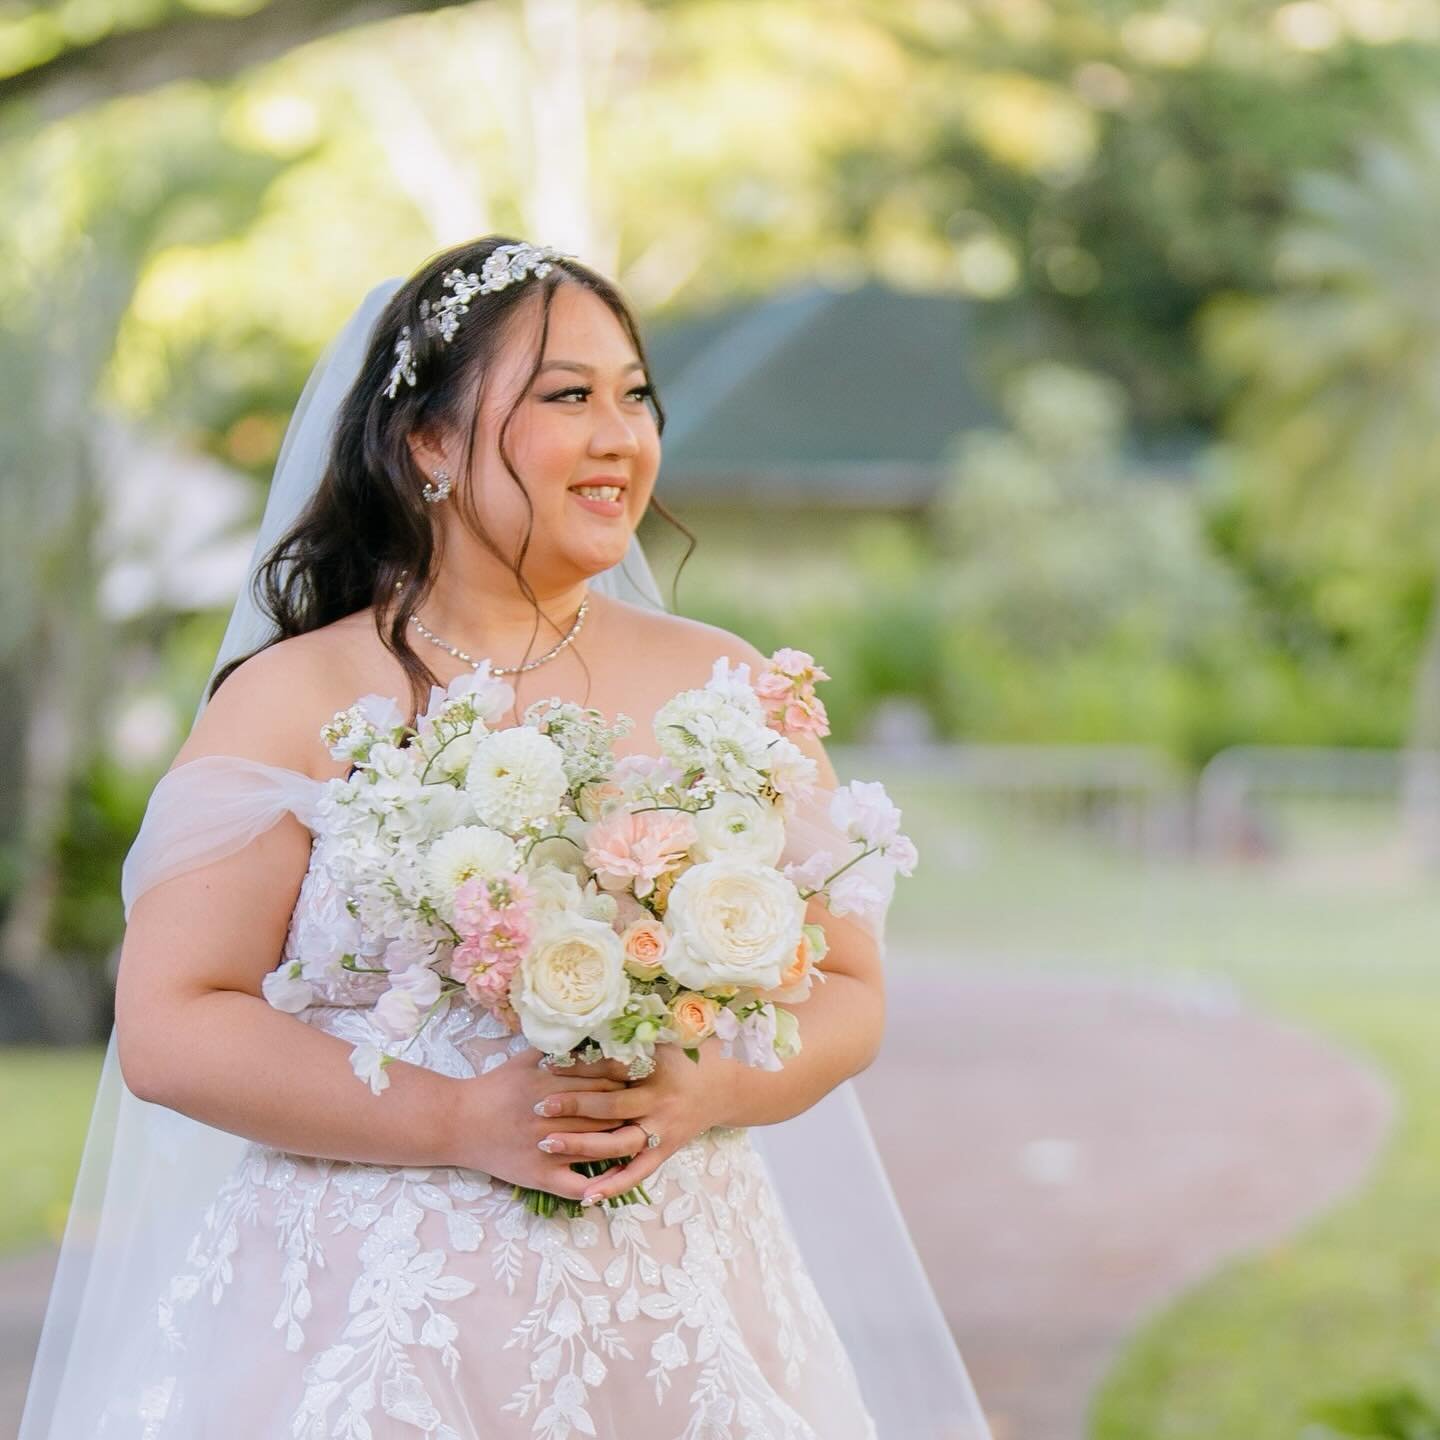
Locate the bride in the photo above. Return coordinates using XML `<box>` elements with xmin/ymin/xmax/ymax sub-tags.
<box><xmin>18</xmin><ymin>236</ymin><xmax>992</xmax><ymax>1439</ymax></box>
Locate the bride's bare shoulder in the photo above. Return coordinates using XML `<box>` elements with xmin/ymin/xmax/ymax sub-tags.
<box><xmin>171</xmin><ymin>615</ymin><xmax>379</xmax><ymax>781</ymax></box>
<box><xmin>604</xmin><ymin>598</ymin><xmax>769</xmax><ymax>676</ymax></box>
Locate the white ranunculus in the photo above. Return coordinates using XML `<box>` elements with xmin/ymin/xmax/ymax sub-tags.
<box><xmin>662</xmin><ymin>859</ymin><xmax>806</xmax><ymax>991</ymax></box>
<box><xmin>423</xmin><ymin>825</ymin><xmax>520</xmax><ymax>912</ymax></box>
<box><xmin>511</xmin><ymin>914</ymin><xmax>630</xmax><ymax>1054</ymax></box>
<box><xmin>466</xmin><ymin>726</ymin><xmax>568</xmax><ymax>831</ymax></box>
<box><xmin>691</xmin><ymin>792</ymin><xmax>786</xmax><ymax>867</ymax></box>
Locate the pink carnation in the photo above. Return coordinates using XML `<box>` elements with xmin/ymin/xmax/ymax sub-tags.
<box><xmin>584</xmin><ymin>808</ymin><xmax>697</xmax><ymax>897</ymax></box>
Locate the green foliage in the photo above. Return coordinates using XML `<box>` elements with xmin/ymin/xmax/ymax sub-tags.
<box><xmin>1307</xmin><ymin>1382</ymin><xmax>1440</xmax><ymax>1440</ymax></box>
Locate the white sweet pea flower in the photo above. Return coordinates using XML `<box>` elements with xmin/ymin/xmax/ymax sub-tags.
<box><xmin>512</xmin><ymin>914</ymin><xmax>630</xmax><ymax>1054</ymax></box>
<box><xmin>830</xmin><ymin>780</ymin><xmax>902</xmax><ymax>848</ymax></box>
<box><xmin>663</xmin><ymin>859</ymin><xmax>805</xmax><ymax>992</ymax></box>
<box><xmin>373</xmin><ymin>963</ymin><xmax>445</xmax><ymax>1040</ymax></box>
<box><xmin>444</xmin><ymin>660</ymin><xmax>515</xmax><ymax>726</ymax></box>
<box><xmin>466</xmin><ymin>726</ymin><xmax>568</xmax><ymax>831</ymax></box>
<box><xmin>350</xmin><ymin>1042</ymin><xmax>394</xmax><ymax>1096</ymax></box>
<box><xmin>355</xmin><ymin>693</ymin><xmax>406</xmax><ymax>736</ymax></box>
<box><xmin>827</xmin><ymin>854</ymin><xmax>893</xmax><ymax>921</ymax></box>
<box><xmin>261</xmin><ymin>961</ymin><xmax>313</xmax><ymax>1014</ymax></box>
<box><xmin>712</xmin><ymin>1003</ymin><xmax>784</xmax><ymax>1072</ymax></box>
<box><xmin>691</xmin><ymin>792</ymin><xmax>786</xmax><ymax>867</ymax></box>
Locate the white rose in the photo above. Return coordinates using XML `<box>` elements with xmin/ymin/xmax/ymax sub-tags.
<box><xmin>691</xmin><ymin>792</ymin><xmax>786</xmax><ymax>866</ymax></box>
<box><xmin>512</xmin><ymin>914</ymin><xmax>630</xmax><ymax>1053</ymax></box>
<box><xmin>663</xmin><ymin>859</ymin><xmax>806</xmax><ymax>992</ymax></box>
<box><xmin>466</xmin><ymin>726</ymin><xmax>568</xmax><ymax>831</ymax></box>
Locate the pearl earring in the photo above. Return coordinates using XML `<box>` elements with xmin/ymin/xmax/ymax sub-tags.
<box><xmin>422</xmin><ymin>467</ymin><xmax>452</xmax><ymax>504</ymax></box>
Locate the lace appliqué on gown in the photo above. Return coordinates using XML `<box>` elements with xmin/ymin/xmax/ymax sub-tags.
<box><xmin>108</xmin><ymin>836</ymin><xmax>879</xmax><ymax>1440</ymax></box>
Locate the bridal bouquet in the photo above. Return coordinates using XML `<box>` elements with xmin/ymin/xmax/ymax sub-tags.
<box><xmin>262</xmin><ymin>647</ymin><xmax>916</xmax><ymax>1214</ymax></box>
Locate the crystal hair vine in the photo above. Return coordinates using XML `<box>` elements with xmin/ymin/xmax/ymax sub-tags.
<box><xmin>383</xmin><ymin>241</ymin><xmax>574</xmax><ymax>400</ymax></box>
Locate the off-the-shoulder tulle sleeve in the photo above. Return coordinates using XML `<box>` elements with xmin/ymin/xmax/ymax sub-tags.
<box><xmin>120</xmin><ymin>755</ymin><xmax>328</xmax><ymax>921</ymax></box>
<box><xmin>778</xmin><ymin>781</ymin><xmax>900</xmax><ymax>951</ymax></box>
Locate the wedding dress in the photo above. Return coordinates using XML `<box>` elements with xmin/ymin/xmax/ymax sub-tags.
<box><xmin>18</xmin><ymin>271</ymin><xmax>993</xmax><ymax>1440</ymax></box>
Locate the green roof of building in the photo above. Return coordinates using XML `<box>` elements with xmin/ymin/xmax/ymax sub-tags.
<box><xmin>641</xmin><ymin>279</ymin><xmax>1000</xmax><ymax>507</ymax></box>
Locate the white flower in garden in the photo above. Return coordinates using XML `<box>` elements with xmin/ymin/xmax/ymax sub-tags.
<box><xmin>374</xmin><ymin>963</ymin><xmax>445</xmax><ymax>1040</ymax></box>
<box><xmin>350</xmin><ymin>1042</ymin><xmax>393</xmax><ymax>1095</ymax></box>
<box><xmin>830</xmin><ymin>780</ymin><xmax>902</xmax><ymax>848</ymax></box>
<box><xmin>466</xmin><ymin>726</ymin><xmax>568</xmax><ymax>830</ymax></box>
<box><xmin>261</xmin><ymin>962</ymin><xmax>313</xmax><ymax>1014</ymax></box>
<box><xmin>662</xmin><ymin>859</ymin><xmax>806</xmax><ymax>991</ymax></box>
<box><xmin>511</xmin><ymin>914</ymin><xmax>630</xmax><ymax>1053</ymax></box>
<box><xmin>423</xmin><ymin>826</ymin><xmax>520</xmax><ymax>914</ymax></box>
<box><xmin>691</xmin><ymin>792</ymin><xmax>786</xmax><ymax>867</ymax></box>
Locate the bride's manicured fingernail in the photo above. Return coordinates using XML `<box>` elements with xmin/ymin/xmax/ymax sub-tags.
<box><xmin>538</xmin><ymin>1137</ymin><xmax>563</xmax><ymax>1153</ymax></box>
<box><xmin>580</xmin><ymin>1192</ymin><xmax>601</xmax><ymax>1207</ymax></box>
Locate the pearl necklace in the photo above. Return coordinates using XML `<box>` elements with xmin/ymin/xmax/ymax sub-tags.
<box><xmin>393</xmin><ymin>577</ymin><xmax>590</xmax><ymax>676</ymax></box>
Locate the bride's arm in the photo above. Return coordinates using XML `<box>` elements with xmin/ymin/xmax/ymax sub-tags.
<box><xmin>114</xmin><ymin>642</ymin><xmax>480</xmax><ymax>1169</ymax></box>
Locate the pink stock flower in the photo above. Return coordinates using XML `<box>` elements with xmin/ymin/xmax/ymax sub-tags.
<box><xmin>584</xmin><ymin>808</ymin><xmax>698</xmax><ymax>897</ymax></box>
<box><xmin>756</xmin><ymin>649</ymin><xmax>831</xmax><ymax>739</ymax></box>
<box><xmin>450</xmin><ymin>873</ymin><xmax>532</xmax><ymax>1033</ymax></box>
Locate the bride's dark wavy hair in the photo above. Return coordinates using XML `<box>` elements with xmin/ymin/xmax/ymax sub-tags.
<box><xmin>207</xmin><ymin>233</ymin><xmax>694</xmax><ymax>721</ymax></box>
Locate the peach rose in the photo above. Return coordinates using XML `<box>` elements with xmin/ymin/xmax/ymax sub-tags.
<box><xmin>620</xmin><ymin>918</ymin><xmax>669</xmax><ymax>980</ymax></box>
<box><xmin>670</xmin><ymin>992</ymin><xmax>720</xmax><ymax>1045</ymax></box>
<box><xmin>761</xmin><ymin>926</ymin><xmax>825</xmax><ymax>1004</ymax></box>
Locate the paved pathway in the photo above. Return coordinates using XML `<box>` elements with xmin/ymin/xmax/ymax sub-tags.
<box><xmin>852</xmin><ymin>967</ymin><xmax>1394</xmax><ymax>1440</ymax></box>
<box><xmin>1</xmin><ymin>967</ymin><xmax>1393</xmax><ymax>1440</ymax></box>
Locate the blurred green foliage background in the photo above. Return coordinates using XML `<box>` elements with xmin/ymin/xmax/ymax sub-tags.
<box><xmin>7</xmin><ymin>0</ymin><xmax>1440</xmax><ymax>1433</ymax></box>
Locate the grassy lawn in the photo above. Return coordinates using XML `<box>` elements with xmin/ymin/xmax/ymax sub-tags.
<box><xmin>874</xmin><ymin>770</ymin><xmax>1440</xmax><ymax>1440</ymax></box>
<box><xmin>0</xmin><ymin>1045</ymin><xmax>106</xmax><ymax>1256</ymax></box>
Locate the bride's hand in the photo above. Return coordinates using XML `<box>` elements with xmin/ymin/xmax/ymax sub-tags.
<box><xmin>540</xmin><ymin>1041</ymin><xmax>723</xmax><ymax>1207</ymax></box>
<box><xmin>454</xmin><ymin>1049</ymin><xmax>632</xmax><ymax>1198</ymax></box>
